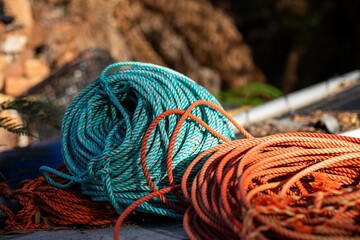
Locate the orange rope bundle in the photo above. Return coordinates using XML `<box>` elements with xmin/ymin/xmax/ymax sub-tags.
<box><xmin>183</xmin><ymin>133</ymin><xmax>360</xmax><ymax>240</ymax></box>
<box><xmin>114</xmin><ymin>100</ymin><xmax>360</xmax><ymax>240</ymax></box>
<box><xmin>0</xmin><ymin>166</ymin><xmax>118</xmax><ymax>232</ymax></box>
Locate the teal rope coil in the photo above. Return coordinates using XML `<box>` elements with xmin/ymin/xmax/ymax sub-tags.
<box><xmin>40</xmin><ymin>62</ymin><xmax>235</xmax><ymax>218</ymax></box>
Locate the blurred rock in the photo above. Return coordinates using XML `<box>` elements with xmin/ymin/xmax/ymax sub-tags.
<box><xmin>24</xmin><ymin>58</ymin><xmax>50</xmax><ymax>85</ymax></box>
<box><xmin>18</xmin><ymin>48</ymin><xmax>34</xmax><ymax>64</ymax></box>
<box><xmin>55</xmin><ymin>50</ymin><xmax>77</xmax><ymax>67</ymax></box>
<box><xmin>0</xmin><ymin>73</ymin><xmax>4</xmax><ymax>91</ymax></box>
<box><xmin>44</xmin><ymin>22</ymin><xmax>83</xmax><ymax>68</ymax></box>
<box><xmin>2</xmin><ymin>60</ymin><xmax>23</xmax><ymax>78</ymax></box>
<box><xmin>111</xmin><ymin>0</ymin><xmax>266</xmax><ymax>91</ymax></box>
<box><xmin>45</xmin><ymin>0</ymin><xmax>71</xmax><ymax>4</ymax></box>
<box><xmin>29</xmin><ymin>0</ymin><xmax>265</xmax><ymax>93</ymax></box>
<box><xmin>0</xmin><ymin>0</ymin><xmax>270</xmax><ymax>145</ymax></box>
<box><xmin>23</xmin><ymin>49</ymin><xmax>114</xmax><ymax>107</ymax></box>
<box><xmin>3</xmin><ymin>0</ymin><xmax>33</xmax><ymax>37</ymax></box>
<box><xmin>22</xmin><ymin>49</ymin><xmax>114</xmax><ymax>141</ymax></box>
<box><xmin>1</xmin><ymin>35</ymin><xmax>27</xmax><ymax>54</ymax></box>
<box><xmin>0</xmin><ymin>56</ymin><xmax>4</xmax><ymax>71</ymax></box>
<box><xmin>5</xmin><ymin>76</ymin><xmax>32</xmax><ymax>96</ymax></box>
<box><xmin>29</xmin><ymin>23</ymin><xmax>50</xmax><ymax>49</ymax></box>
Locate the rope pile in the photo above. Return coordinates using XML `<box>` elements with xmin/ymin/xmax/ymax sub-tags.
<box><xmin>0</xmin><ymin>166</ymin><xmax>117</xmax><ymax>232</ymax></box>
<box><xmin>114</xmin><ymin>100</ymin><xmax>360</xmax><ymax>240</ymax></box>
<box><xmin>1</xmin><ymin>62</ymin><xmax>359</xmax><ymax>239</ymax></box>
<box><xmin>40</xmin><ymin>62</ymin><xmax>234</xmax><ymax>218</ymax></box>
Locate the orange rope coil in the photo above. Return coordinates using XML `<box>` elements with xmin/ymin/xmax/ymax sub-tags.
<box><xmin>183</xmin><ymin>133</ymin><xmax>360</xmax><ymax>240</ymax></box>
<box><xmin>1</xmin><ymin>99</ymin><xmax>359</xmax><ymax>239</ymax></box>
<box><xmin>0</xmin><ymin>166</ymin><xmax>118</xmax><ymax>232</ymax></box>
<box><xmin>114</xmin><ymin>100</ymin><xmax>360</xmax><ymax>240</ymax></box>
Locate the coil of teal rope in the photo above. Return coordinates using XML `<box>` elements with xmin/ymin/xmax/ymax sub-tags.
<box><xmin>40</xmin><ymin>62</ymin><xmax>235</xmax><ymax>218</ymax></box>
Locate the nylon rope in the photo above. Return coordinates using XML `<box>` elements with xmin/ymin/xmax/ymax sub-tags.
<box><xmin>39</xmin><ymin>62</ymin><xmax>235</xmax><ymax>217</ymax></box>
<box><xmin>1</xmin><ymin>62</ymin><xmax>359</xmax><ymax>239</ymax></box>
<box><xmin>113</xmin><ymin>100</ymin><xmax>360</xmax><ymax>240</ymax></box>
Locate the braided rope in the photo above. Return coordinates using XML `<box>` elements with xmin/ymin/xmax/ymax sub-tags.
<box><xmin>40</xmin><ymin>62</ymin><xmax>235</xmax><ymax>217</ymax></box>
<box><xmin>3</xmin><ymin>63</ymin><xmax>358</xmax><ymax>239</ymax></box>
<box><xmin>0</xmin><ymin>166</ymin><xmax>117</xmax><ymax>232</ymax></box>
<box><xmin>114</xmin><ymin>100</ymin><xmax>360</xmax><ymax>240</ymax></box>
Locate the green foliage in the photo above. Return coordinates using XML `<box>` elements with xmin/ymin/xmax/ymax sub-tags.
<box><xmin>218</xmin><ymin>82</ymin><xmax>283</xmax><ymax>107</ymax></box>
<box><xmin>0</xmin><ymin>98</ymin><xmax>61</xmax><ymax>137</ymax></box>
<box><xmin>0</xmin><ymin>116</ymin><xmax>30</xmax><ymax>136</ymax></box>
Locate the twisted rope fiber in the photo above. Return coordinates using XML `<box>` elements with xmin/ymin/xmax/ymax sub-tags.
<box><xmin>40</xmin><ymin>62</ymin><xmax>235</xmax><ymax>217</ymax></box>
<box><xmin>0</xmin><ymin>166</ymin><xmax>118</xmax><ymax>232</ymax></box>
<box><xmin>114</xmin><ymin>100</ymin><xmax>360</xmax><ymax>240</ymax></box>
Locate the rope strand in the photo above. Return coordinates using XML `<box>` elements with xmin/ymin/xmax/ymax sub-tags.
<box><xmin>0</xmin><ymin>166</ymin><xmax>118</xmax><ymax>232</ymax></box>
<box><xmin>1</xmin><ymin>62</ymin><xmax>359</xmax><ymax>239</ymax></box>
<box><xmin>39</xmin><ymin>62</ymin><xmax>235</xmax><ymax>217</ymax></box>
<box><xmin>114</xmin><ymin>100</ymin><xmax>360</xmax><ymax>240</ymax></box>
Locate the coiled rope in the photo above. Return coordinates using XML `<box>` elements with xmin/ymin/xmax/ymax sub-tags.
<box><xmin>1</xmin><ymin>63</ymin><xmax>359</xmax><ymax>239</ymax></box>
<box><xmin>0</xmin><ymin>166</ymin><xmax>117</xmax><ymax>232</ymax></box>
<box><xmin>114</xmin><ymin>100</ymin><xmax>360</xmax><ymax>240</ymax></box>
<box><xmin>39</xmin><ymin>62</ymin><xmax>235</xmax><ymax>218</ymax></box>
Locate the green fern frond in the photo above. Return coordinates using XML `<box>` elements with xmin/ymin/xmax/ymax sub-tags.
<box><xmin>0</xmin><ymin>98</ymin><xmax>62</xmax><ymax>130</ymax></box>
<box><xmin>0</xmin><ymin>116</ymin><xmax>31</xmax><ymax>136</ymax></box>
<box><xmin>0</xmin><ymin>99</ymin><xmax>50</xmax><ymax>117</ymax></box>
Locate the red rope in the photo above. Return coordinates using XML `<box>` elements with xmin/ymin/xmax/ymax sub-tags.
<box><xmin>114</xmin><ymin>100</ymin><xmax>360</xmax><ymax>240</ymax></box>
<box><xmin>1</xmin><ymin>99</ymin><xmax>359</xmax><ymax>239</ymax></box>
<box><xmin>0</xmin><ymin>166</ymin><xmax>118</xmax><ymax>233</ymax></box>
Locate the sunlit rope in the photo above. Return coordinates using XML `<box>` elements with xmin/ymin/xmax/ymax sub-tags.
<box><xmin>114</xmin><ymin>100</ymin><xmax>360</xmax><ymax>240</ymax></box>
<box><xmin>0</xmin><ymin>166</ymin><xmax>117</xmax><ymax>232</ymax></box>
<box><xmin>39</xmin><ymin>62</ymin><xmax>235</xmax><ymax>217</ymax></box>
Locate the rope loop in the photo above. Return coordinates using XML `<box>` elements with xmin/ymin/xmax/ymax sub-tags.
<box><xmin>113</xmin><ymin>100</ymin><xmax>360</xmax><ymax>240</ymax></box>
<box><xmin>41</xmin><ymin>62</ymin><xmax>235</xmax><ymax>215</ymax></box>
